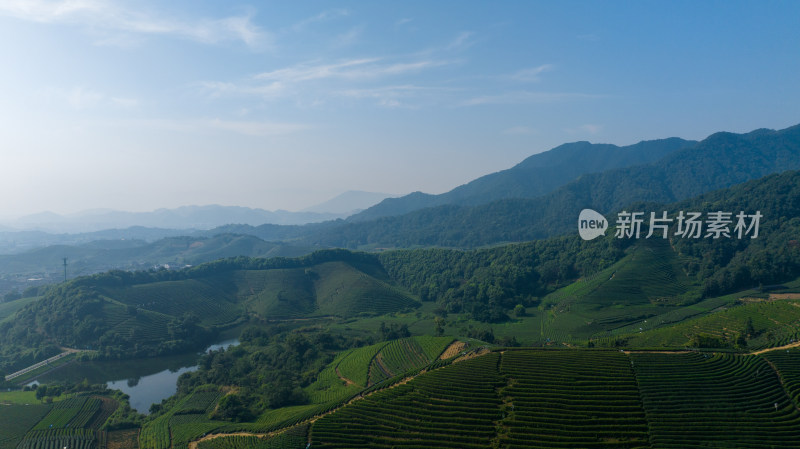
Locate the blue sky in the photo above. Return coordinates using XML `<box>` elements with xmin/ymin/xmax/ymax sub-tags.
<box><xmin>1</xmin><ymin>0</ymin><xmax>799</xmax><ymax>216</ymax></box>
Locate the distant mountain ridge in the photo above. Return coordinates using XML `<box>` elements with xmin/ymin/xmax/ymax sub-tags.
<box><xmin>349</xmin><ymin>137</ymin><xmax>697</xmax><ymax>222</ymax></box>
<box><xmin>2</xmin><ymin>124</ymin><xmax>797</xmax><ymax>262</ymax></box>
<box><xmin>0</xmin><ymin>233</ymin><xmax>314</xmax><ymax>295</ymax></box>
<box><xmin>301</xmin><ymin>190</ymin><xmax>399</xmax><ymax>214</ymax></box>
<box><xmin>3</xmin><ymin>204</ymin><xmax>345</xmax><ymax>234</ymax></box>
<box><xmin>304</xmin><ymin>124</ymin><xmax>800</xmax><ymax>248</ymax></box>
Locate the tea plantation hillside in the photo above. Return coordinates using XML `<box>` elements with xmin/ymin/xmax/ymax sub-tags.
<box><xmin>137</xmin><ymin>336</ymin><xmax>454</xmax><ymax>449</ymax></box>
<box><xmin>309</xmin><ymin>349</ymin><xmax>800</xmax><ymax>448</ymax></box>
<box><xmin>540</xmin><ymin>237</ymin><xmax>696</xmax><ymax>342</ymax></box>
<box><xmin>0</xmin><ymin>393</ymin><xmax>119</xmax><ymax>449</ymax></box>
<box><xmin>189</xmin><ymin>348</ymin><xmax>800</xmax><ymax>449</ymax></box>
<box><xmin>0</xmin><ymin>251</ymin><xmax>419</xmax><ymax>369</ymax></box>
<box><xmin>8</xmin><ymin>342</ymin><xmax>800</xmax><ymax>448</ymax></box>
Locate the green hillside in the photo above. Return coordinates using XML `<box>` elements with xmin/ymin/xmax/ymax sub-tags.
<box><xmin>542</xmin><ymin>238</ymin><xmax>696</xmax><ymax>342</ymax></box>
<box><xmin>11</xmin><ymin>346</ymin><xmax>800</xmax><ymax>449</ymax></box>
<box><xmin>0</xmin><ymin>295</ymin><xmax>40</xmax><ymax>324</ymax></box>
<box><xmin>622</xmin><ymin>296</ymin><xmax>800</xmax><ymax>350</ymax></box>
<box><xmin>0</xmin><ymin>252</ymin><xmax>419</xmax><ymax>370</ymax></box>
<box><xmin>3</xmin><ymin>157</ymin><xmax>800</xmax><ymax>449</ymax></box>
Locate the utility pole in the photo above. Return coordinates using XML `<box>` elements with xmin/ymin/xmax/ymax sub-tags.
<box><xmin>63</xmin><ymin>257</ymin><xmax>68</xmax><ymax>283</ymax></box>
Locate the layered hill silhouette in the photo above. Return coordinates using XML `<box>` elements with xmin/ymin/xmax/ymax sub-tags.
<box><xmin>303</xmin><ymin>124</ymin><xmax>800</xmax><ymax>248</ymax></box>
<box><xmin>350</xmin><ymin>137</ymin><xmax>696</xmax><ymax>222</ymax></box>
<box><xmin>0</xmin><ymin>234</ymin><xmax>314</xmax><ymax>295</ymax></box>
<box><xmin>4</xmin><ymin>168</ymin><xmax>800</xmax><ymax>369</ymax></box>
<box><xmin>2</xmin><ymin>124</ymin><xmax>797</xmax><ymax>296</ymax></box>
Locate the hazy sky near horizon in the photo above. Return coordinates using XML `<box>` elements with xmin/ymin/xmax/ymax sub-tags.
<box><xmin>1</xmin><ymin>0</ymin><xmax>799</xmax><ymax>217</ymax></box>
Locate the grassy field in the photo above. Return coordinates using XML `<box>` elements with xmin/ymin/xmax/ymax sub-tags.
<box><xmin>0</xmin><ymin>390</ymin><xmax>42</xmax><ymax>405</ymax></box>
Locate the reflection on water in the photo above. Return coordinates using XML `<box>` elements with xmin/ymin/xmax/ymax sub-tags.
<box><xmin>109</xmin><ymin>365</ymin><xmax>198</xmax><ymax>414</ymax></box>
<box><xmin>203</xmin><ymin>338</ymin><xmax>239</xmax><ymax>353</ymax></box>
<box><xmin>35</xmin><ymin>338</ymin><xmax>239</xmax><ymax>414</ymax></box>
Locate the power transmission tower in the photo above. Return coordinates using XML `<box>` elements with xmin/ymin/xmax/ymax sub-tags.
<box><xmin>63</xmin><ymin>257</ymin><xmax>68</xmax><ymax>283</ymax></box>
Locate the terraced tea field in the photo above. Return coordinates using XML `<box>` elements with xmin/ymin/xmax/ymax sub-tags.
<box><xmin>305</xmin><ymin>348</ymin><xmax>800</xmax><ymax>448</ymax></box>
<box><xmin>367</xmin><ymin>336</ymin><xmax>453</xmax><ymax>385</ymax></box>
<box><xmin>13</xmin><ymin>347</ymin><xmax>800</xmax><ymax>449</ymax></box>
<box><xmin>311</xmin><ymin>261</ymin><xmax>419</xmax><ymax>317</ymax></box>
<box><xmin>499</xmin><ymin>350</ymin><xmax>649</xmax><ymax>448</ymax></box>
<box><xmin>624</xmin><ymin>298</ymin><xmax>800</xmax><ymax>349</ymax></box>
<box><xmin>311</xmin><ymin>352</ymin><xmax>505</xmax><ymax>448</ymax></box>
<box><xmin>760</xmin><ymin>348</ymin><xmax>800</xmax><ymax>405</ymax></box>
<box><xmin>102</xmin><ymin>280</ymin><xmax>240</xmax><ymax>326</ymax></box>
<box><xmin>140</xmin><ymin>389</ymin><xmax>227</xmax><ymax>449</ymax></box>
<box><xmin>631</xmin><ymin>352</ymin><xmax>800</xmax><ymax>448</ymax></box>
<box><xmin>8</xmin><ymin>394</ymin><xmax>118</xmax><ymax>449</ymax></box>
<box><xmin>542</xmin><ymin>240</ymin><xmax>699</xmax><ymax>342</ymax></box>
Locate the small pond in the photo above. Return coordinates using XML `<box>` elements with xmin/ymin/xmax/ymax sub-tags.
<box><xmin>34</xmin><ymin>338</ymin><xmax>239</xmax><ymax>414</ymax></box>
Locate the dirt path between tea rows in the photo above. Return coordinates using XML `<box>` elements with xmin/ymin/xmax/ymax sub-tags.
<box><xmin>186</xmin><ymin>344</ymin><xmax>488</xmax><ymax>448</ymax></box>
<box><xmin>751</xmin><ymin>340</ymin><xmax>800</xmax><ymax>355</ymax></box>
<box><xmin>186</xmin><ymin>342</ymin><xmax>800</xmax><ymax>448</ymax></box>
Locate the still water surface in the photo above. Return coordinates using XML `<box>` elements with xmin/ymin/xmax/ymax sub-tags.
<box><xmin>36</xmin><ymin>338</ymin><xmax>239</xmax><ymax>414</ymax></box>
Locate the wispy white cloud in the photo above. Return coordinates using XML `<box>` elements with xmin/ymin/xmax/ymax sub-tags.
<box><xmin>290</xmin><ymin>8</ymin><xmax>349</xmax><ymax>32</ymax></box>
<box><xmin>0</xmin><ymin>0</ymin><xmax>271</xmax><ymax>48</ymax></box>
<box><xmin>254</xmin><ymin>58</ymin><xmax>452</xmax><ymax>83</ymax></box>
<box><xmin>196</xmin><ymin>80</ymin><xmax>287</xmax><ymax>99</ymax></box>
<box><xmin>461</xmin><ymin>91</ymin><xmax>603</xmax><ymax>106</ymax></box>
<box><xmin>333</xmin><ymin>25</ymin><xmax>363</xmax><ymax>48</ymax></box>
<box><xmin>337</xmin><ymin>85</ymin><xmax>431</xmax><ymax>108</ymax></box>
<box><xmin>254</xmin><ymin>58</ymin><xmax>378</xmax><ymax>83</ymax></box>
<box><xmin>445</xmin><ymin>31</ymin><xmax>475</xmax><ymax>51</ymax></box>
<box><xmin>197</xmin><ymin>57</ymin><xmax>455</xmax><ymax>103</ymax></box>
<box><xmin>509</xmin><ymin>64</ymin><xmax>555</xmax><ymax>82</ymax></box>
<box><xmin>395</xmin><ymin>18</ymin><xmax>412</xmax><ymax>27</ymax></box>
